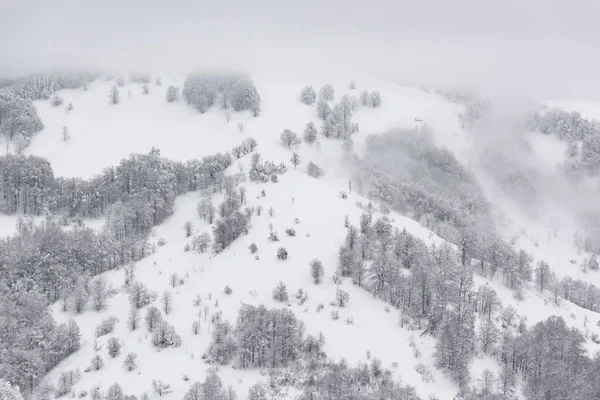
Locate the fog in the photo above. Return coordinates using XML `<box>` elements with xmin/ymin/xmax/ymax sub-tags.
<box><xmin>2</xmin><ymin>0</ymin><xmax>600</xmax><ymax>100</ymax></box>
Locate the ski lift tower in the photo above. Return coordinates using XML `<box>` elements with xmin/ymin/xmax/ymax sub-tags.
<box><xmin>414</xmin><ymin>118</ymin><xmax>424</xmax><ymax>131</ymax></box>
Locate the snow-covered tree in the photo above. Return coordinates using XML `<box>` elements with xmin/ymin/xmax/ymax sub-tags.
<box><xmin>107</xmin><ymin>337</ymin><xmax>121</xmax><ymax>358</ymax></box>
<box><xmin>152</xmin><ymin>381</ymin><xmax>172</xmax><ymax>397</ymax></box>
<box><xmin>310</xmin><ymin>259</ymin><xmax>324</xmax><ymax>284</ymax></box>
<box><xmin>277</xmin><ymin>247</ymin><xmax>288</xmax><ymax>260</ymax></box>
<box><xmin>166</xmin><ymin>85</ymin><xmax>180</xmax><ymax>102</ymax></box>
<box><xmin>184</xmin><ymin>220</ymin><xmax>194</xmax><ymax>237</ymax></box>
<box><xmin>0</xmin><ymin>378</ymin><xmax>24</xmax><ymax>400</ymax></box>
<box><xmin>371</xmin><ymin>91</ymin><xmax>381</xmax><ymax>107</ymax></box>
<box><xmin>319</xmin><ymin>84</ymin><xmax>335</xmax><ymax>101</ymax></box>
<box><xmin>142</xmin><ymin>84</ymin><xmax>150</xmax><ymax>95</ymax></box>
<box><xmin>90</xmin><ymin>276</ymin><xmax>108</xmax><ymax>311</ymax></box>
<box><xmin>290</xmin><ymin>152</ymin><xmax>300</xmax><ymax>169</ymax></box>
<box><xmin>106</xmin><ymin>383</ymin><xmax>124</xmax><ymax>400</ymax></box>
<box><xmin>280</xmin><ymin>129</ymin><xmax>301</xmax><ymax>148</ymax></box>
<box><xmin>51</xmin><ymin>94</ymin><xmax>64</xmax><ymax>107</ymax></box>
<box><xmin>145</xmin><ymin>306</ymin><xmax>163</xmax><ymax>331</ymax></box>
<box><xmin>307</xmin><ymin>161</ymin><xmax>323</xmax><ymax>178</ymax></box>
<box><xmin>303</xmin><ymin>121</ymin><xmax>318</xmax><ymax>144</ymax></box>
<box><xmin>62</xmin><ymin>125</ymin><xmax>70</xmax><ymax>141</ymax></box>
<box><xmin>109</xmin><ymin>86</ymin><xmax>120</xmax><ymax>105</ymax></box>
<box><xmin>123</xmin><ymin>353</ymin><xmax>137</xmax><ymax>371</ymax></box>
<box><xmin>300</xmin><ymin>86</ymin><xmax>316</xmax><ymax>105</ymax></box>
<box><xmin>272</xmin><ymin>281</ymin><xmax>289</xmax><ymax>301</ymax></box>
<box><xmin>161</xmin><ymin>291</ymin><xmax>173</xmax><ymax>314</ymax></box>
<box><xmin>317</xmin><ymin>98</ymin><xmax>331</xmax><ymax>120</ymax></box>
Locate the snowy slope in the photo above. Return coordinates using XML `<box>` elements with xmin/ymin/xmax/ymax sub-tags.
<box><xmin>15</xmin><ymin>76</ymin><xmax>600</xmax><ymax>400</ymax></box>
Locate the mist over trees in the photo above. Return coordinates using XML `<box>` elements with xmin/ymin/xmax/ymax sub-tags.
<box><xmin>183</xmin><ymin>73</ymin><xmax>260</xmax><ymax>116</ymax></box>
<box><xmin>0</xmin><ymin>73</ymin><xmax>96</xmax><ymax>149</ymax></box>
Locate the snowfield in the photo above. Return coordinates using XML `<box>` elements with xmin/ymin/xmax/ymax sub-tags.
<box><xmin>7</xmin><ymin>75</ymin><xmax>600</xmax><ymax>400</ymax></box>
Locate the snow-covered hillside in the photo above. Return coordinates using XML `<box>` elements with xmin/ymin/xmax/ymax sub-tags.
<box><xmin>3</xmin><ymin>74</ymin><xmax>600</xmax><ymax>400</ymax></box>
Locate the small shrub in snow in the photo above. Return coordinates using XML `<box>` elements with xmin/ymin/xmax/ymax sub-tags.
<box><xmin>316</xmin><ymin>303</ymin><xmax>324</xmax><ymax>312</ymax></box>
<box><xmin>95</xmin><ymin>316</ymin><xmax>118</xmax><ymax>338</ymax></box>
<box><xmin>272</xmin><ymin>281</ymin><xmax>289</xmax><ymax>302</ymax></box>
<box><xmin>106</xmin><ymin>337</ymin><xmax>121</xmax><ymax>358</ymax></box>
<box><xmin>89</xmin><ymin>355</ymin><xmax>104</xmax><ymax>371</ymax></box>
<box><xmin>345</xmin><ymin>317</ymin><xmax>354</xmax><ymax>325</ymax></box>
<box><xmin>152</xmin><ymin>381</ymin><xmax>172</xmax><ymax>397</ymax></box>
<box><xmin>277</xmin><ymin>247</ymin><xmax>288</xmax><ymax>260</ymax></box>
<box><xmin>249</xmin><ymin>243</ymin><xmax>258</xmax><ymax>253</ymax></box>
<box><xmin>192</xmin><ymin>320</ymin><xmax>200</xmax><ymax>335</ymax></box>
<box><xmin>268</xmin><ymin>206</ymin><xmax>275</xmax><ymax>216</ymax></box>
<box><xmin>335</xmin><ymin>288</ymin><xmax>350</xmax><ymax>307</ymax></box>
<box><xmin>331</xmin><ymin>310</ymin><xmax>340</xmax><ymax>321</ymax></box>
<box><xmin>224</xmin><ymin>285</ymin><xmax>233</xmax><ymax>295</ymax></box>
<box><xmin>157</xmin><ymin>237</ymin><xmax>167</xmax><ymax>247</ymax></box>
<box><xmin>51</xmin><ymin>94</ymin><xmax>64</xmax><ymax>107</ymax></box>
<box><xmin>123</xmin><ymin>353</ymin><xmax>137</xmax><ymax>371</ymax></box>
<box><xmin>415</xmin><ymin>364</ymin><xmax>434</xmax><ymax>383</ymax></box>
<box><xmin>142</xmin><ymin>84</ymin><xmax>150</xmax><ymax>95</ymax></box>
<box><xmin>294</xmin><ymin>289</ymin><xmax>308</xmax><ymax>305</ymax></box>
<box><xmin>349</xmin><ymin>80</ymin><xmax>356</xmax><ymax>90</ymax></box>
<box><xmin>285</xmin><ymin>227</ymin><xmax>296</xmax><ymax>237</ymax></box>
<box><xmin>268</xmin><ymin>232</ymin><xmax>279</xmax><ymax>242</ymax></box>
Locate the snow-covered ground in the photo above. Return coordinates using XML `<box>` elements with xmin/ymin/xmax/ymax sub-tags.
<box><xmin>13</xmin><ymin>76</ymin><xmax>600</xmax><ymax>400</ymax></box>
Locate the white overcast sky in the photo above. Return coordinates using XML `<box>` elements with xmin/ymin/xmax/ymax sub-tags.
<box><xmin>1</xmin><ymin>0</ymin><xmax>600</xmax><ymax>99</ymax></box>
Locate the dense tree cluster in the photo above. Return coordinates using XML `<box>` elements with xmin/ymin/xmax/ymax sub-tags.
<box><xmin>353</xmin><ymin>129</ymin><xmax>538</xmax><ymax>293</ymax></box>
<box><xmin>0</xmin><ymin>148</ymin><xmax>232</xmax><ymax>220</ymax></box>
<box><xmin>337</xmin><ymin>216</ymin><xmax>476</xmax><ymax>389</ymax></box>
<box><xmin>0</xmin><ymin>280</ymin><xmax>81</xmax><ymax>394</ymax></box>
<box><xmin>0</xmin><ymin>73</ymin><xmax>94</xmax><ymax>148</ymax></box>
<box><xmin>183</xmin><ymin>73</ymin><xmax>260</xmax><ymax>116</ymax></box>
<box><xmin>248</xmin><ymin>153</ymin><xmax>287</xmax><ymax>183</ymax></box>
<box><xmin>320</xmin><ymin>95</ymin><xmax>359</xmax><ymax>140</ymax></box>
<box><xmin>212</xmin><ymin>177</ymin><xmax>251</xmax><ymax>252</ymax></box>
<box><xmin>498</xmin><ymin>316</ymin><xmax>600</xmax><ymax>400</ymax></box>
<box><xmin>207</xmin><ymin>304</ymin><xmax>309</xmax><ymax>369</ymax></box>
<box><xmin>0</xmin><ymin>146</ymin><xmax>237</xmax><ymax>394</ymax></box>
<box><xmin>531</xmin><ymin>107</ymin><xmax>600</xmax><ymax>174</ymax></box>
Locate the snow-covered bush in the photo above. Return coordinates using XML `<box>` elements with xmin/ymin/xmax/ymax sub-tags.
<box><xmin>95</xmin><ymin>316</ymin><xmax>118</xmax><ymax>338</ymax></box>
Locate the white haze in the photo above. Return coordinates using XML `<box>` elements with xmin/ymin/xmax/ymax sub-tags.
<box><xmin>2</xmin><ymin>0</ymin><xmax>600</xmax><ymax>101</ymax></box>
<box><xmin>3</xmin><ymin>0</ymin><xmax>600</xmax><ymax>239</ymax></box>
